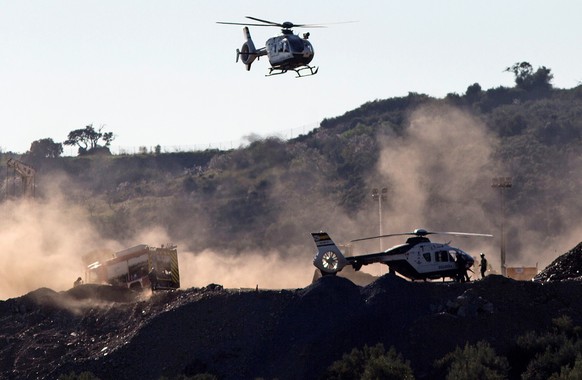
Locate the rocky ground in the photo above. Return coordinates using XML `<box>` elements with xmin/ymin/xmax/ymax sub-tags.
<box><xmin>533</xmin><ymin>242</ymin><xmax>582</xmax><ymax>282</ymax></box>
<box><xmin>2</xmin><ymin>243</ymin><xmax>582</xmax><ymax>380</ymax></box>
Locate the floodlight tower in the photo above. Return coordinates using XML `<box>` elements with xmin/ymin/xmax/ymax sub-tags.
<box><xmin>491</xmin><ymin>177</ymin><xmax>512</xmax><ymax>276</ymax></box>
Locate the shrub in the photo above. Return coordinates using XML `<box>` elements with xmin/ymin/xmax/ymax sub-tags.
<box><xmin>516</xmin><ymin>316</ymin><xmax>582</xmax><ymax>380</ymax></box>
<box><xmin>434</xmin><ymin>341</ymin><xmax>509</xmax><ymax>380</ymax></box>
<box><xmin>323</xmin><ymin>343</ymin><xmax>414</xmax><ymax>380</ymax></box>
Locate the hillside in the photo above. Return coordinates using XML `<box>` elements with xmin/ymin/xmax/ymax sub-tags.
<box><xmin>3</xmin><ymin>267</ymin><xmax>582</xmax><ymax>379</ymax></box>
<box><xmin>3</xmin><ymin>87</ymin><xmax>581</xmax><ymax>253</ymax></box>
<box><xmin>1</xmin><ymin>76</ymin><xmax>581</xmax><ymax>293</ymax></box>
<box><xmin>1</xmin><ymin>70</ymin><xmax>582</xmax><ymax>379</ymax></box>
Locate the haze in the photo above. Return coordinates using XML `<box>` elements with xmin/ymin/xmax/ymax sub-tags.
<box><xmin>2</xmin><ymin>102</ymin><xmax>581</xmax><ymax>300</ymax></box>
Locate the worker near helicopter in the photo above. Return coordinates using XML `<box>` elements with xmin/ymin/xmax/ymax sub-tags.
<box><xmin>456</xmin><ymin>254</ymin><xmax>470</xmax><ymax>282</ymax></box>
<box><xmin>480</xmin><ymin>253</ymin><xmax>488</xmax><ymax>279</ymax></box>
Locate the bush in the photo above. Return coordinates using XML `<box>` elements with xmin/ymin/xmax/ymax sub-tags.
<box><xmin>516</xmin><ymin>316</ymin><xmax>582</xmax><ymax>380</ymax></box>
<box><xmin>323</xmin><ymin>343</ymin><xmax>414</xmax><ymax>380</ymax></box>
<box><xmin>433</xmin><ymin>341</ymin><xmax>509</xmax><ymax>380</ymax></box>
<box><xmin>550</xmin><ymin>354</ymin><xmax>582</xmax><ymax>379</ymax></box>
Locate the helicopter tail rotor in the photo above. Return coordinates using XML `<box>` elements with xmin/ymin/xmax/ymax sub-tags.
<box><xmin>236</xmin><ymin>27</ymin><xmax>258</xmax><ymax>71</ymax></box>
<box><xmin>312</xmin><ymin>232</ymin><xmax>348</xmax><ymax>275</ymax></box>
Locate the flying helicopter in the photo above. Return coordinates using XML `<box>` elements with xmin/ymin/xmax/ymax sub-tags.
<box><xmin>312</xmin><ymin>229</ymin><xmax>493</xmax><ymax>282</ymax></box>
<box><xmin>216</xmin><ymin>16</ymin><xmax>327</xmax><ymax>77</ymax></box>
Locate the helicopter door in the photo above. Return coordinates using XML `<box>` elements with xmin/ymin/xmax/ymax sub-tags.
<box><xmin>276</xmin><ymin>40</ymin><xmax>290</xmax><ymax>55</ymax></box>
<box><xmin>435</xmin><ymin>251</ymin><xmax>451</xmax><ymax>262</ymax></box>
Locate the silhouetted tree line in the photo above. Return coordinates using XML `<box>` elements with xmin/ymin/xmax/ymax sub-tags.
<box><xmin>321</xmin><ymin>315</ymin><xmax>582</xmax><ymax>380</ymax></box>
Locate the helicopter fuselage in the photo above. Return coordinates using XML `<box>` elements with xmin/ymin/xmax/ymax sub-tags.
<box><xmin>265</xmin><ymin>32</ymin><xmax>314</xmax><ymax>71</ymax></box>
<box><xmin>312</xmin><ymin>232</ymin><xmax>480</xmax><ymax>282</ymax></box>
<box><xmin>346</xmin><ymin>237</ymin><xmax>475</xmax><ymax>281</ymax></box>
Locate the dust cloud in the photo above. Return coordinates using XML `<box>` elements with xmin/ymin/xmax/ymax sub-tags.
<box><xmin>347</xmin><ymin>105</ymin><xmax>499</xmax><ymax>265</ymax></box>
<box><xmin>179</xmin><ymin>249</ymin><xmax>314</xmax><ymax>290</ymax></box>
<box><xmin>0</xmin><ymin>188</ymin><xmax>315</xmax><ymax>300</ymax></box>
<box><xmin>1</xmin><ymin>103</ymin><xmax>579</xmax><ymax>299</ymax></box>
<box><xmin>0</xmin><ymin>196</ymin><xmax>115</xmax><ymax>300</ymax></box>
<box><xmin>366</xmin><ymin>103</ymin><xmax>581</xmax><ymax>272</ymax></box>
<box><xmin>129</xmin><ymin>227</ymin><xmax>316</xmax><ymax>290</ymax></box>
<box><xmin>373</xmin><ymin>105</ymin><xmax>498</xmax><ymax>231</ymax></box>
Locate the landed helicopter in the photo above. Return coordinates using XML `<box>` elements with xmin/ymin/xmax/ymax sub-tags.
<box><xmin>217</xmin><ymin>16</ymin><xmax>326</xmax><ymax>77</ymax></box>
<box><xmin>312</xmin><ymin>229</ymin><xmax>493</xmax><ymax>282</ymax></box>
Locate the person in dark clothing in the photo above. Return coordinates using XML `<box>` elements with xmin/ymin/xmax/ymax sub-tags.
<box><xmin>455</xmin><ymin>254</ymin><xmax>471</xmax><ymax>282</ymax></box>
<box><xmin>73</xmin><ymin>277</ymin><xmax>83</xmax><ymax>287</ymax></box>
<box><xmin>480</xmin><ymin>253</ymin><xmax>488</xmax><ymax>279</ymax></box>
<box><xmin>148</xmin><ymin>267</ymin><xmax>158</xmax><ymax>290</ymax></box>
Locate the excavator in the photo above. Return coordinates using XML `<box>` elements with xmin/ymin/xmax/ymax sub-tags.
<box><xmin>6</xmin><ymin>158</ymin><xmax>36</xmax><ymax>198</ymax></box>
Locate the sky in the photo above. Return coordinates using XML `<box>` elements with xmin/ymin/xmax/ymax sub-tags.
<box><xmin>1</xmin><ymin>0</ymin><xmax>581</xmax><ymax>154</ymax></box>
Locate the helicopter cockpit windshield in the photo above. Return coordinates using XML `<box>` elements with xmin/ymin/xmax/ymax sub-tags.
<box><xmin>287</xmin><ymin>36</ymin><xmax>306</xmax><ymax>52</ymax></box>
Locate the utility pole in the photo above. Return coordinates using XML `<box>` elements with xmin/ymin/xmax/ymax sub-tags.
<box><xmin>371</xmin><ymin>187</ymin><xmax>388</xmax><ymax>251</ymax></box>
<box><xmin>491</xmin><ymin>177</ymin><xmax>512</xmax><ymax>276</ymax></box>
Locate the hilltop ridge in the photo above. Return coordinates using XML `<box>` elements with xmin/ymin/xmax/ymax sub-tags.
<box><xmin>3</xmin><ymin>252</ymin><xmax>582</xmax><ymax>379</ymax></box>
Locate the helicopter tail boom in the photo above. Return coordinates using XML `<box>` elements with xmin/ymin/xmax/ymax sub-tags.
<box><xmin>236</xmin><ymin>26</ymin><xmax>266</xmax><ymax>71</ymax></box>
<box><xmin>312</xmin><ymin>232</ymin><xmax>348</xmax><ymax>275</ymax></box>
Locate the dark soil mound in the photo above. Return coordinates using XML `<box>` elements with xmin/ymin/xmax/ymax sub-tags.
<box><xmin>534</xmin><ymin>242</ymin><xmax>582</xmax><ymax>282</ymax></box>
<box><xmin>4</xmin><ymin>271</ymin><xmax>582</xmax><ymax>380</ymax></box>
<box><xmin>65</xmin><ymin>284</ymin><xmax>138</xmax><ymax>303</ymax></box>
<box><xmin>299</xmin><ymin>274</ymin><xmax>361</xmax><ymax>306</ymax></box>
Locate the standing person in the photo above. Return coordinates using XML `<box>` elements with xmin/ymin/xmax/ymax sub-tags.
<box><xmin>148</xmin><ymin>267</ymin><xmax>158</xmax><ymax>291</ymax></box>
<box><xmin>456</xmin><ymin>254</ymin><xmax>469</xmax><ymax>282</ymax></box>
<box><xmin>480</xmin><ymin>253</ymin><xmax>488</xmax><ymax>279</ymax></box>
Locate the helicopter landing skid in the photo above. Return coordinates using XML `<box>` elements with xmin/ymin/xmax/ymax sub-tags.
<box><xmin>266</xmin><ymin>65</ymin><xmax>319</xmax><ymax>78</ymax></box>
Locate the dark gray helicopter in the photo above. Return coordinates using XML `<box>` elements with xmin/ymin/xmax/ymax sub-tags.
<box><xmin>217</xmin><ymin>16</ymin><xmax>326</xmax><ymax>77</ymax></box>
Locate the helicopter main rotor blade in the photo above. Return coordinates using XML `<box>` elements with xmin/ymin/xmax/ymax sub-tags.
<box><xmin>245</xmin><ymin>16</ymin><xmax>281</xmax><ymax>26</ymax></box>
<box><xmin>245</xmin><ymin>17</ymin><xmax>327</xmax><ymax>29</ymax></box>
<box><xmin>216</xmin><ymin>21</ymin><xmax>277</xmax><ymax>27</ymax></box>
<box><xmin>220</xmin><ymin>16</ymin><xmax>351</xmax><ymax>29</ymax></box>
<box><xmin>298</xmin><ymin>21</ymin><xmax>358</xmax><ymax>27</ymax></box>
<box><xmin>429</xmin><ymin>231</ymin><xmax>494</xmax><ymax>238</ymax></box>
<box><xmin>246</xmin><ymin>16</ymin><xmax>333</xmax><ymax>28</ymax></box>
<box><xmin>350</xmin><ymin>229</ymin><xmax>493</xmax><ymax>243</ymax></box>
<box><xmin>351</xmin><ymin>233</ymin><xmax>413</xmax><ymax>243</ymax></box>
<box><xmin>291</xmin><ymin>24</ymin><xmax>327</xmax><ymax>28</ymax></box>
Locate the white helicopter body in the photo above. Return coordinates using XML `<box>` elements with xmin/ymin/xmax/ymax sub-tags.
<box><xmin>312</xmin><ymin>229</ymin><xmax>492</xmax><ymax>282</ymax></box>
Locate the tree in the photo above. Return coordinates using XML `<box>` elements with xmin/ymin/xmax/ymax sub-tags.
<box><xmin>465</xmin><ymin>83</ymin><xmax>483</xmax><ymax>104</ymax></box>
<box><xmin>505</xmin><ymin>61</ymin><xmax>553</xmax><ymax>92</ymax></box>
<box><xmin>64</xmin><ymin>124</ymin><xmax>115</xmax><ymax>155</ymax></box>
<box><xmin>506</xmin><ymin>61</ymin><xmax>534</xmax><ymax>84</ymax></box>
<box><xmin>27</xmin><ymin>138</ymin><xmax>63</xmax><ymax>160</ymax></box>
